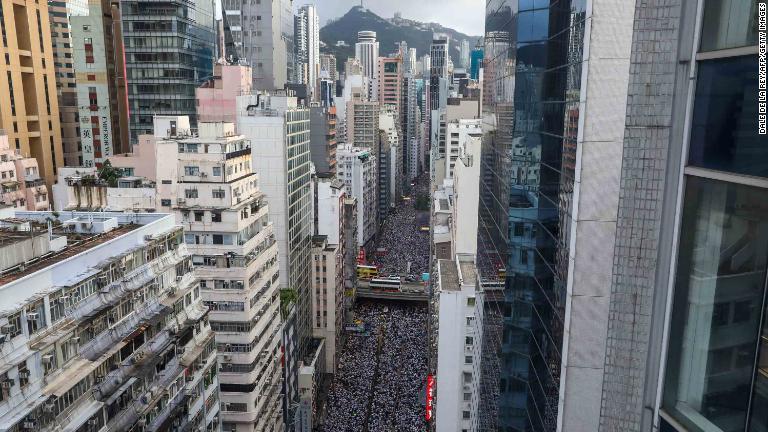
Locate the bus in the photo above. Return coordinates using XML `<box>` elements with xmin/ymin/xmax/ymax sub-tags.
<box><xmin>369</xmin><ymin>277</ymin><xmax>401</xmax><ymax>292</ymax></box>
<box><xmin>357</xmin><ymin>265</ymin><xmax>379</xmax><ymax>280</ymax></box>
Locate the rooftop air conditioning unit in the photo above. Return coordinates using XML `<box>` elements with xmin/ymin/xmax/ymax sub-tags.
<box><xmin>41</xmin><ymin>355</ymin><xmax>54</xmax><ymax>364</ymax></box>
<box><xmin>1</xmin><ymin>325</ymin><xmax>15</xmax><ymax>334</ymax></box>
<box><xmin>26</xmin><ymin>312</ymin><xmax>39</xmax><ymax>321</ymax></box>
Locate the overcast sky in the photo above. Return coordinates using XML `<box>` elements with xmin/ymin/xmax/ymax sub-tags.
<box><xmin>294</xmin><ymin>0</ymin><xmax>485</xmax><ymax>36</ymax></box>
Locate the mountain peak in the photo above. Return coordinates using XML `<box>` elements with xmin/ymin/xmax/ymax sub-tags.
<box><xmin>320</xmin><ymin>7</ymin><xmax>480</xmax><ymax>67</ymax></box>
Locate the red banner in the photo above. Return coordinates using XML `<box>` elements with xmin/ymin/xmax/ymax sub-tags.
<box><xmin>426</xmin><ymin>374</ymin><xmax>435</xmax><ymax>422</ymax></box>
<box><xmin>357</xmin><ymin>247</ymin><xmax>366</xmax><ymax>265</ymax></box>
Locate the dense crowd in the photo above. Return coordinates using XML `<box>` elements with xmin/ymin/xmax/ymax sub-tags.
<box><xmin>320</xmin><ymin>302</ymin><xmax>428</xmax><ymax>431</ymax></box>
<box><xmin>370</xmin><ymin>175</ymin><xmax>431</xmax><ymax>277</ymax></box>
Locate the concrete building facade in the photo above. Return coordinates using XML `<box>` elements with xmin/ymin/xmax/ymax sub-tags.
<box><xmin>0</xmin><ymin>0</ymin><xmax>64</xmax><ymax>185</ymax></box>
<box><xmin>0</xmin><ymin>211</ymin><xmax>220</xmax><ymax>432</ymax></box>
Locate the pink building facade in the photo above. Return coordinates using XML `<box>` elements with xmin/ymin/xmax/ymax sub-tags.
<box><xmin>0</xmin><ymin>134</ymin><xmax>49</xmax><ymax>210</ymax></box>
<box><xmin>195</xmin><ymin>63</ymin><xmax>253</xmax><ymax>123</ymax></box>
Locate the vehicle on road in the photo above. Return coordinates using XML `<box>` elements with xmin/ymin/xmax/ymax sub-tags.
<box><xmin>357</xmin><ymin>265</ymin><xmax>379</xmax><ymax>279</ymax></box>
<box><xmin>369</xmin><ymin>277</ymin><xmax>402</xmax><ymax>292</ymax></box>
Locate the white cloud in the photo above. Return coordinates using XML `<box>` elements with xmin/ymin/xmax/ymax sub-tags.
<box><xmin>295</xmin><ymin>0</ymin><xmax>484</xmax><ymax>35</ymax></box>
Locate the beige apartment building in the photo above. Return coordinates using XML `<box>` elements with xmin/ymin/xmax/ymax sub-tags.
<box><xmin>0</xmin><ymin>0</ymin><xmax>64</xmax><ymax>185</ymax></box>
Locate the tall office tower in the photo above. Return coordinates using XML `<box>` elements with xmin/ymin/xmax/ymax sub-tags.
<box><xmin>121</xmin><ymin>0</ymin><xmax>215</xmax><ymax>144</ymax></box>
<box><xmin>377</xmin><ymin>57</ymin><xmax>403</xmax><ymax>113</ymax></box>
<box><xmin>0</xmin><ymin>0</ymin><xmax>63</xmax><ymax>185</ymax></box>
<box><xmin>377</xmin><ymin>110</ymin><xmax>401</xmax><ymax>218</ymax></box>
<box><xmin>469</xmin><ymin>47</ymin><xmax>483</xmax><ymax>80</ymax></box>
<box><xmin>346</xmin><ymin>100</ymin><xmax>379</xmax><ymax>149</ymax></box>
<box><xmin>48</xmin><ymin>0</ymin><xmax>87</xmax><ymax>167</ymax></box>
<box><xmin>574</xmin><ymin>2</ymin><xmax>760</xmax><ymax>432</ymax></box>
<box><xmin>0</xmin><ymin>133</ymin><xmax>49</xmax><ymax>210</ymax></box>
<box><xmin>319</xmin><ymin>53</ymin><xmax>338</xmax><ymax>82</ymax></box>
<box><xmin>420</xmin><ymin>54</ymin><xmax>431</xmax><ymax>78</ymax></box>
<box><xmin>460</xmin><ymin>39</ymin><xmax>470</xmax><ymax>68</ymax></box>
<box><xmin>309</xmin><ymin>105</ymin><xmax>337</xmax><ymax>177</ymax></box>
<box><xmin>401</xmin><ymin>73</ymin><xmax>419</xmax><ymax>183</ymax></box>
<box><xmin>354</xmin><ymin>30</ymin><xmax>379</xmax><ymax>79</ymax></box>
<box><xmin>336</xmin><ymin>144</ymin><xmax>377</xmax><ymax>247</ymax></box>
<box><xmin>238</xmin><ymin>93</ymin><xmax>313</xmax><ymax>359</ymax></box>
<box><xmin>468</xmin><ymin>0</ymin><xmax>729</xmax><ymax>430</ymax></box>
<box><xmin>153</xmin><ymin>121</ymin><xmax>283</xmax><ymax>432</ymax></box>
<box><xmin>222</xmin><ymin>0</ymin><xmax>290</xmax><ymax>90</ymax></box>
<box><xmin>428</xmin><ymin>36</ymin><xmax>448</xmax><ymax>152</ymax></box>
<box><xmin>0</xmin><ymin>211</ymin><xmax>220</xmax><ymax>432</ymax></box>
<box><xmin>294</xmin><ymin>5</ymin><xmax>319</xmax><ymax>97</ymax></box>
<box><xmin>407</xmin><ymin>48</ymin><xmax>417</xmax><ymax>73</ymax></box>
<box><xmin>70</xmin><ymin>0</ymin><xmax>130</xmax><ymax>167</ymax></box>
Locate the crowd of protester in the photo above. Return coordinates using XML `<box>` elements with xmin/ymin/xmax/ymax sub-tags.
<box><xmin>320</xmin><ymin>302</ymin><xmax>428</xmax><ymax>431</ymax></box>
<box><xmin>370</xmin><ymin>176</ymin><xmax>431</xmax><ymax>278</ymax></box>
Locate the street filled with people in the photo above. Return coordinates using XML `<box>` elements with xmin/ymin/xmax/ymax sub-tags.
<box><xmin>320</xmin><ymin>301</ymin><xmax>428</xmax><ymax>431</ymax></box>
<box><xmin>369</xmin><ymin>175</ymin><xmax>431</xmax><ymax>278</ymax></box>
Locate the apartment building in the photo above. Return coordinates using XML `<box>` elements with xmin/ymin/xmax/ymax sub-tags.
<box><xmin>345</xmin><ymin>99</ymin><xmax>379</xmax><ymax>150</ymax></box>
<box><xmin>377</xmin><ymin>56</ymin><xmax>402</xmax><ymax>113</ymax></box>
<box><xmin>196</xmin><ymin>63</ymin><xmax>253</xmax><ymax>125</ymax></box>
<box><xmin>435</xmin><ymin>255</ymin><xmax>483</xmax><ymax>432</ymax></box>
<box><xmin>0</xmin><ymin>133</ymin><xmax>49</xmax><ymax>210</ymax></box>
<box><xmin>336</xmin><ymin>144</ymin><xmax>377</xmax><ymax>247</ymax></box>
<box><xmin>0</xmin><ymin>211</ymin><xmax>220</xmax><ymax>432</ymax></box>
<box><xmin>310</xmin><ymin>235</ymin><xmax>342</xmax><ymax>374</ymax></box>
<box><xmin>0</xmin><ymin>0</ymin><xmax>64</xmax><ymax>185</ymax></box>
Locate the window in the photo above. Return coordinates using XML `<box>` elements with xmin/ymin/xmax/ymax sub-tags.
<box><xmin>212</xmin><ymin>189</ymin><xmax>225</xmax><ymax>199</ymax></box>
<box><xmin>161</xmin><ymin>199</ymin><xmax>171</xmax><ymax>206</ymax></box>
<box><xmin>17</xmin><ymin>363</ymin><xmax>29</xmax><ymax>388</ymax></box>
<box><xmin>688</xmin><ymin>56</ymin><xmax>764</xmax><ymax>178</ymax></box>
<box><xmin>194</xmin><ymin>211</ymin><xmax>204</xmax><ymax>222</ymax></box>
<box><xmin>185</xmin><ymin>189</ymin><xmax>198</xmax><ymax>199</ymax></box>
<box><xmin>463</xmin><ymin>392</ymin><xmax>471</xmax><ymax>401</ymax></box>
<box><xmin>467</xmin><ymin>297</ymin><xmax>475</xmax><ymax>307</ymax></box>
<box><xmin>463</xmin><ymin>372</ymin><xmax>472</xmax><ymax>383</ymax></box>
<box><xmin>663</xmin><ymin>177</ymin><xmax>768</xmax><ymax>432</ymax></box>
<box><xmin>465</xmin><ymin>355</ymin><xmax>473</xmax><ymax>364</ymax></box>
<box><xmin>212</xmin><ymin>234</ymin><xmax>223</xmax><ymax>245</ymax></box>
<box><xmin>699</xmin><ymin>0</ymin><xmax>758</xmax><ymax>51</ymax></box>
<box><xmin>162</xmin><ymin>180</ymin><xmax>172</xmax><ymax>184</ymax></box>
<box><xmin>211</xmin><ymin>212</ymin><xmax>222</xmax><ymax>222</ymax></box>
<box><xmin>213</xmin><ymin>166</ymin><xmax>222</xmax><ymax>176</ymax></box>
<box><xmin>462</xmin><ymin>411</ymin><xmax>470</xmax><ymax>420</ymax></box>
<box><xmin>465</xmin><ymin>336</ymin><xmax>473</xmax><ymax>345</ymax></box>
<box><xmin>184</xmin><ymin>166</ymin><xmax>200</xmax><ymax>176</ymax></box>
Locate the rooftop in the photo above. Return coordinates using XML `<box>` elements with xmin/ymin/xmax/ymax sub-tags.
<box><xmin>438</xmin><ymin>259</ymin><xmax>459</xmax><ymax>292</ymax></box>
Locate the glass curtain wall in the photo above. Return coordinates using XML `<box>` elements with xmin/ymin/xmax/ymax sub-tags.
<box><xmin>662</xmin><ymin>1</ymin><xmax>763</xmax><ymax>431</ymax></box>
<box><xmin>477</xmin><ymin>0</ymin><xmax>587</xmax><ymax>430</ymax></box>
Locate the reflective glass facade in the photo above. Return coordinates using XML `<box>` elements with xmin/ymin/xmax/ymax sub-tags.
<box><xmin>121</xmin><ymin>0</ymin><xmax>216</xmax><ymax>143</ymax></box>
<box><xmin>478</xmin><ymin>0</ymin><xmax>586</xmax><ymax>430</ymax></box>
<box><xmin>660</xmin><ymin>1</ymin><xmax>764</xmax><ymax>431</ymax></box>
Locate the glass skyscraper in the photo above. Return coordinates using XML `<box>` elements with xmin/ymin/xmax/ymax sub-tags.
<box><xmin>477</xmin><ymin>0</ymin><xmax>586</xmax><ymax>430</ymax></box>
<box><xmin>121</xmin><ymin>0</ymin><xmax>216</xmax><ymax>143</ymax></box>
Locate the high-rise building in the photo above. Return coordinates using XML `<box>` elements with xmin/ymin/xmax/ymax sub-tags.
<box><xmin>319</xmin><ymin>53</ymin><xmax>338</xmax><ymax>82</ymax></box>
<box><xmin>377</xmin><ymin>110</ymin><xmax>401</xmax><ymax>218</ymax></box>
<box><xmin>295</xmin><ymin>5</ymin><xmax>319</xmax><ymax>98</ymax></box>
<box><xmin>222</xmin><ymin>0</ymin><xmax>291</xmax><ymax>91</ymax></box>
<box><xmin>121</xmin><ymin>0</ymin><xmax>215</xmax><ymax>143</ymax></box>
<box><xmin>309</xmin><ymin>105</ymin><xmax>337</xmax><ymax>177</ymax></box>
<box><xmin>428</xmin><ymin>36</ymin><xmax>449</xmax><ymax>152</ymax></box>
<box><xmin>472</xmin><ymin>1</ymin><xmax>762</xmax><ymax>432</ymax></box>
<box><xmin>0</xmin><ymin>210</ymin><xmax>220</xmax><ymax>432</ymax></box>
<box><xmin>377</xmin><ymin>56</ymin><xmax>403</xmax><ymax>113</ymax></box>
<box><xmin>310</xmin><ymin>234</ymin><xmax>343</xmax><ymax>374</ymax></box>
<box><xmin>354</xmin><ymin>31</ymin><xmax>378</xmax><ymax>80</ymax></box>
<box><xmin>48</xmin><ymin>0</ymin><xmax>87</xmax><ymax>167</ymax></box>
<box><xmin>0</xmin><ymin>0</ymin><xmax>64</xmax><ymax>185</ymax></box>
<box><xmin>469</xmin><ymin>47</ymin><xmax>483</xmax><ymax>80</ymax></box>
<box><xmin>345</xmin><ymin>100</ymin><xmax>379</xmax><ymax>150</ymax></box>
<box><xmin>336</xmin><ymin>144</ymin><xmax>376</xmax><ymax>247</ymax></box>
<box><xmin>238</xmin><ymin>93</ymin><xmax>313</xmax><ymax>360</ymax></box>
<box><xmin>0</xmin><ymin>133</ymin><xmax>49</xmax><ymax>210</ymax></box>
<box><xmin>71</xmin><ymin>0</ymin><xmax>131</xmax><ymax>167</ymax></box>
<box><xmin>460</xmin><ymin>39</ymin><xmax>470</xmax><ymax>69</ymax></box>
